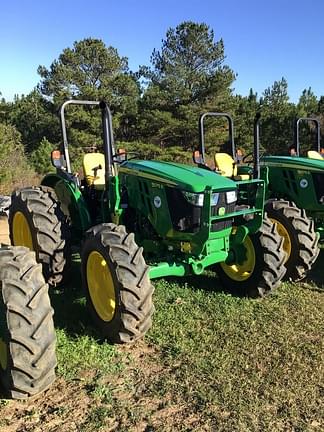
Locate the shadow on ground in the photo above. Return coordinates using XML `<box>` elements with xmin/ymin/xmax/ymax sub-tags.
<box><xmin>49</xmin><ymin>255</ymin><xmax>226</xmax><ymax>339</ymax></box>
<box><xmin>49</xmin><ymin>254</ymin><xmax>97</xmax><ymax>339</ymax></box>
<box><xmin>48</xmin><ymin>247</ymin><xmax>323</xmax><ymax>339</ymax></box>
<box><xmin>304</xmin><ymin>247</ymin><xmax>324</xmax><ymax>289</ymax></box>
<box><xmin>165</xmin><ymin>270</ymin><xmax>226</xmax><ymax>295</ymax></box>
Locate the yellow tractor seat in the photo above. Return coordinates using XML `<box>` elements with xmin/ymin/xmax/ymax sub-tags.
<box><xmin>214</xmin><ymin>153</ymin><xmax>250</xmax><ymax>181</ymax></box>
<box><xmin>307</xmin><ymin>150</ymin><xmax>323</xmax><ymax>160</ymax></box>
<box><xmin>83</xmin><ymin>153</ymin><xmax>106</xmax><ymax>189</ymax></box>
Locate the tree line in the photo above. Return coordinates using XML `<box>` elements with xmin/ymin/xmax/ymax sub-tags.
<box><xmin>0</xmin><ymin>21</ymin><xmax>323</xmax><ymax>183</ymax></box>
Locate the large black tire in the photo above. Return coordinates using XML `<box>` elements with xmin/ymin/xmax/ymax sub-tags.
<box><xmin>9</xmin><ymin>186</ymin><xmax>71</xmax><ymax>286</ymax></box>
<box><xmin>217</xmin><ymin>215</ymin><xmax>287</xmax><ymax>297</ymax></box>
<box><xmin>0</xmin><ymin>246</ymin><xmax>56</xmax><ymax>399</ymax></box>
<box><xmin>81</xmin><ymin>223</ymin><xmax>154</xmax><ymax>344</ymax></box>
<box><xmin>265</xmin><ymin>199</ymin><xmax>320</xmax><ymax>281</ymax></box>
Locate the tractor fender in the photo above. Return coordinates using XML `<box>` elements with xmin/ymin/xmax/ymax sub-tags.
<box><xmin>41</xmin><ymin>174</ymin><xmax>91</xmax><ymax>234</ymax></box>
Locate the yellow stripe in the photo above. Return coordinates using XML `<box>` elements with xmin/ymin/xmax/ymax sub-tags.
<box><xmin>261</xmin><ymin>162</ymin><xmax>323</xmax><ymax>172</ymax></box>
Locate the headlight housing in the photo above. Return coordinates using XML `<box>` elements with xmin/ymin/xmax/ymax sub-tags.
<box><xmin>182</xmin><ymin>190</ymin><xmax>237</xmax><ymax>207</ymax></box>
<box><xmin>211</xmin><ymin>192</ymin><xmax>220</xmax><ymax>206</ymax></box>
<box><xmin>182</xmin><ymin>191</ymin><xmax>204</xmax><ymax>207</ymax></box>
<box><xmin>226</xmin><ymin>190</ymin><xmax>237</xmax><ymax>204</ymax></box>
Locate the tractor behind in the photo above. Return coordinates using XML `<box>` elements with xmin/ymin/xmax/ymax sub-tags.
<box><xmin>206</xmin><ymin>112</ymin><xmax>320</xmax><ymax>281</ymax></box>
<box><xmin>262</xmin><ymin>117</ymin><xmax>323</xmax><ymax>238</ymax></box>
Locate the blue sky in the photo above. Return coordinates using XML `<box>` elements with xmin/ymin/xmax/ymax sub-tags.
<box><xmin>1</xmin><ymin>0</ymin><xmax>323</xmax><ymax>102</ymax></box>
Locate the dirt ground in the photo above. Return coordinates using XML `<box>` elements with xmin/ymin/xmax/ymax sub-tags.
<box><xmin>0</xmin><ymin>217</ymin><xmax>96</xmax><ymax>431</ymax></box>
<box><xmin>0</xmin><ymin>378</ymin><xmax>93</xmax><ymax>432</ymax></box>
<box><xmin>0</xmin><ymin>217</ymin><xmax>10</xmax><ymax>245</ymax></box>
<box><xmin>0</xmin><ymin>343</ymin><xmax>188</xmax><ymax>432</ymax></box>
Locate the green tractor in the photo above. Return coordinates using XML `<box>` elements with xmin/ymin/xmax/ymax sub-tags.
<box><xmin>8</xmin><ymin>101</ymin><xmax>286</xmax><ymax>349</ymax></box>
<box><xmin>258</xmin><ymin>116</ymin><xmax>322</xmax><ymax>280</ymax></box>
<box><xmin>208</xmin><ymin>112</ymin><xmax>321</xmax><ymax>281</ymax></box>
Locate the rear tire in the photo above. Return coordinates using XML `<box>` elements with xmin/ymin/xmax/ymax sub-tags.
<box><xmin>81</xmin><ymin>223</ymin><xmax>154</xmax><ymax>344</ymax></box>
<box><xmin>217</xmin><ymin>215</ymin><xmax>286</xmax><ymax>297</ymax></box>
<box><xmin>0</xmin><ymin>246</ymin><xmax>56</xmax><ymax>399</ymax></box>
<box><xmin>265</xmin><ymin>199</ymin><xmax>319</xmax><ymax>281</ymax></box>
<box><xmin>9</xmin><ymin>186</ymin><xmax>71</xmax><ymax>286</ymax></box>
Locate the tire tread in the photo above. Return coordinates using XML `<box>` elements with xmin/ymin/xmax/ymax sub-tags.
<box><xmin>0</xmin><ymin>246</ymin><xmax>56</xmax><ymax>399</ymax></box>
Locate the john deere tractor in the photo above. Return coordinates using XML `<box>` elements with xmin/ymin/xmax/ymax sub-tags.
<box><xmin>211</xmin><ymin>114</ymin><xmax>324</xmax><ymax>281</ymax></box>
<box><xmin>8</xmin><ymin>101</ymin><xmax>286</xmax><ymax>350</ymax></box>
<box><xmin>258</xmin><ymin>116</ymin><xmax>322</xmax><ymax>280</ymax></box>
<box><xmin>209</xmin><ymin>112</ymin><xmax>321</xmax><ymax>281</ymax></box>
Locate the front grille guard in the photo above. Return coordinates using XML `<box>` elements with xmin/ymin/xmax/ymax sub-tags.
<box><xmin>200</xmin><ymin>179</ymin><xmax>265</xmax><ymax>237</ymax></box>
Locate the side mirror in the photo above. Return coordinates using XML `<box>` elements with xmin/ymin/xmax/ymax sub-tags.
<box><xmin>51</xmin><ymin>150</ymin><xmax>65</xmax><ymax>169</ymax></box>
<box><xmin>115</xmin><ymin>148</ymin><xmax>127</xmax><ymax>163</ymax></box>
<box><xmin>193</xmin><ymin>150</ymin><xmax>204</xmax><ymax>165</ymax></box>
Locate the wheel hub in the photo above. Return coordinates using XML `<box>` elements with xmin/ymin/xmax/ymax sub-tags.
<box><xmin>86</xmin><ymin>251</ymin><xmax>116</xmax><ymax>322</ymax></box>
<box><xmin>220</xmin><ymin>236</ymin><xmax>256</xmax><ymax>281</ymax></box>
<box><xmin>12</xmin><ymin>211</ymin><xmax>33</xmax><ymax>250</ymax></box>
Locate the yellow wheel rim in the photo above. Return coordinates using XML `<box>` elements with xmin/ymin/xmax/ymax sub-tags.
<box><xmin>12</xmin><ymin>211</ymin><xmax>33</xmax><ymax>250</ymax></box>
<box><xmin>0</xmin><ymin>338</ymin><xmax>8</xmax><ymax>370</ymax></box>
<box><xmin>220</xmin><ymin>235</ymin><xmax>256</xmax><ymax>281</ymax></box>
<box><xmin>270</xmin><ymin>218</ymin><xmax>291</xmax><ymax>261</ymax></box>
<box><xmin>86</xmin><ymin>251</ymin><xmax>116</xmax><ymax>322</ymax></box>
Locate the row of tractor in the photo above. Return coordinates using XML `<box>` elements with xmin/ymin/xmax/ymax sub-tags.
<box><xmin>1</xmin><ymin>100</ymin><xmax>323</xmax><ymax>399</ymax></box>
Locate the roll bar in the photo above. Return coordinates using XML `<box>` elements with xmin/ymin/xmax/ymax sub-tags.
<box><xmin>294</xmin><ymin>117</ymin><xmax>321</xmax><ymax>156</ymax></box>
<box><xmin>59</xmin><ymin>100</ymin><xmax>116</xmax><ymax>181</ymax></box>
<box><xmin>198</xmin><ymin>112</ymin><xmax>235</xmax><ymax>163</ymax></box>
<box><xmin>253</xmin><ymin>113</ymin><xmax>261</xmax><ymax>179</ymax></box>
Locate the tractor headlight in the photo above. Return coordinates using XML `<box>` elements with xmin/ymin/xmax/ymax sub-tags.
<box><xmin>211</xmin><ymin>192</ymin><xmax>220</xmax><ymax>206</ymax></box>
<box><xmin>226</xmin><ymin>190</ymin><xmax>237</xmax><ymax>204</ymax></box>
<box><xmin>183</xmin><ymin>191</ymin><xmax>204</xmax><ymax>207</ymax></box>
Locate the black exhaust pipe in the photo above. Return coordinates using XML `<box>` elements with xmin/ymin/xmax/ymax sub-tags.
<box><xmin>253</xmin><ymin>113</ymin><xmax>261</xmax><ymax>179</ymax></box>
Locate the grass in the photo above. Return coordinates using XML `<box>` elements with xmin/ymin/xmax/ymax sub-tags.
<box><xmin>0</xmin><ymin>250</ymin><xmax>323</xmax><ymax>431</ymax></box>
<box><xmin>147</xmin><ymin>278</ymin><xmax>323</xmax><ymax>430</ymax></box>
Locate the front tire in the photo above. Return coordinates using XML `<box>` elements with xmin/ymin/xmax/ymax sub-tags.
<box><xmin>0</xmin><ymin>246</ymin><xmax>56</xmax><ymax>399</ymax></box>
<box><xmin>265</xmin><ymin>199</ymin><xmax>319</xmax><ymax>281</ymax></box>
<box><xmin>217</xmin><ymin>216</ymin><xmax>287</xmax><ymax>297</ymax></box>
<box><xmin>81</xmin><ymin>223</ymin><xmax>154</xmax><ymax>344</ymax></box>
<box><xmin>9</xmin><ymin>186</ymin><xmax>71</xmax><ymax>286</ymax></box>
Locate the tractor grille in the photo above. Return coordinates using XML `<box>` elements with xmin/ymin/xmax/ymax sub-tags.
<box><xmin>312</xmin><ymin>173</ymin><xmax>324</xmax><ymax>204</ymax></box>
<box><xmin>165</xmin><ymin>188</ymin><xmax>201</xmax><ymax>233</ymax></box>
<box><xmin>282</xmin><ymin>169</ymin><xmax>298</xmax><ymax>195</ymax></box>
<box><xmin>166</xmin><ymin>188</ymin><xmax>234</xmax><ymax>233</ymax></box>
<box><xmin>210</xmin><ymin>193</ymin><xmax>235</xmax><ymax>232</ymax></box>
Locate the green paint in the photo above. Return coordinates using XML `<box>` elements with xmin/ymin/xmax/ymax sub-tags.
<box><xmin>120</xmin><ymin>160</ymin><xmax>236</xmax><ymax>193</ymax></box>
<box><xmin>42</xmin><ymin>174</ymin><xmax>92</xmax><ymax>236</ymax></box>
<box><xmin>260</xmin><ymin>156</ymin><xmax>324</xmax><ymax>238</ymax></box>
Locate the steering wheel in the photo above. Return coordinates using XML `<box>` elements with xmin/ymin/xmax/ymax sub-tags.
<box><xmin>242</xmin><ymin>152</ymin><xmax>254</xmax><ymax>164</ymax></box>
<box><xmin>125</xmin><ymin>151</ymin><xmax>141</xmax><ymax>161</ymax></box>
<box><xmin>113</xmin><ymin>151</ymin><xmax>141</xmax><ymax>163</ymax></box>
<box><xmin>242</xmin><ymin>151</ymin><xmax>264</xmax><ymax>164</ymax></box>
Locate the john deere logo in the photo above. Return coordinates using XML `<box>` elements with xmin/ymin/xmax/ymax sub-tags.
<box><xmin>153</xmin><ymin>196</ymin><xmax>162</xmax><ymax>208</ymax></box>
<box><xmin>300</xmin><ymin>178</ymin><xmax>308</xmax><ymax>189</ymax></box>
<box><xmin>218</xmin><ymin>207</ymin><xmax>226</xmax><ymax>216</ymax></box>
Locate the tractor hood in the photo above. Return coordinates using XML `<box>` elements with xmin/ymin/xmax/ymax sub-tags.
<box><xmin>119</xmin><ymin>160</ymin><xmax>236</xmax><ymax>193</ymax></box>
<box><xmin>261</xmin><ymin>155</ymin><xmax>324</xmax><ymax>173</ymax></box>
